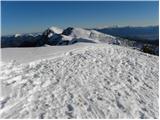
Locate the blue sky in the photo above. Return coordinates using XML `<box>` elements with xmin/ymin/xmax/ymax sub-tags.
<box><xmin>1</xmin><ymin>1</ymin><xmax>159</xmax><ymax>35</ymax></box>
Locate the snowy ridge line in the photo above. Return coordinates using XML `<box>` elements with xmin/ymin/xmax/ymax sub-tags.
<box><xmin>0</xmin><ymin>44</ymin><xmax>159</xmax><ymax>118</ymax></box>
<box><xmin>1</xmin><ymin>43</ymin><xmax>157</xmax><ymax>68</ymax></box>
<box><xmin>1</xmin><ymin>45</ymin><xmax>90</xmax><ymax>68</ymax></box>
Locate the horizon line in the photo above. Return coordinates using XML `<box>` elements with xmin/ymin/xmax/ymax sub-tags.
<box><xmin>2</xmin><ymin>24</ymin><xmax>159</xmax><ymax>36</ymax></box>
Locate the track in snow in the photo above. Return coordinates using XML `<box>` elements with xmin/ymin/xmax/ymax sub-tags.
<box><xmin>0</xmin><ymin>44</ymin><xmax>159</xmax><ymax>118</ymax></box>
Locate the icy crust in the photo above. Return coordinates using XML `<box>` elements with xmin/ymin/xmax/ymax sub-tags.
<box><xmin>0</xmin><ymin>44</ymin><xmax>159</xmax><ymax>118</ymax></box>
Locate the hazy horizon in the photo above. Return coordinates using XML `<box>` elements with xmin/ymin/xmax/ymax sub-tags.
<box><xmin>2</xmin><ymin>1</ymin><xmax>159</xmax><ymax>35</ymax></box>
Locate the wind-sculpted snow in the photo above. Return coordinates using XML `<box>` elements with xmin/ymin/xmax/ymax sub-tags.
<box><xmin>0</xmin><ymin>44</ymin><xmax>158</xmax><ymax>118</ymax></box>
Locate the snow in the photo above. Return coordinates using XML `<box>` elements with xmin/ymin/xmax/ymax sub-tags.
<box><xmin>69</xmin><ymin>28</ymin><xmax>91</xmax><ymax>38</ymax></box>
<box><xmin>1</xmin><ymin>27</ymin><xmax>129</xmax><ymax>48</ymax></box>
<box><xmin>64</xmin><ymin>27</ymin><xmax>116</xmax><ymax>41</ymax></box>
<box><xmin>48</xmin><ymin>33</ymin><xmax>54</xmax><ymax>38</ymax></box>
<box><xmin>51</xmin><ymin>27</ymin><xmax>120</xmax><ymax>46</ymax></box>
<box><xmin>42</xmin><ymin>27</ymin><xmax>120</xmax><ymax>46</ymax></box>
<box><xmin>1</xmin><ymin>43</ymin><xmax>89</xmax><ymax>64</ymax></box>
<box><xmin>0</xmin><ymin>43</ymin><xmax>158</xmax><ymax>118</ymax></box>
<box><xmin>61</xmin><ymin>35</ymin><xmax>73</xmax><ymax>41</ymax></box>
<box><xmin>15</xmin><ymin>34</ymin><xmax>21</xmax><ymax>37</ymax></box>
<box><xmin>49</xmin><ymin>26</ymin><xmax>63</xmax><ymax>34</ymax></box>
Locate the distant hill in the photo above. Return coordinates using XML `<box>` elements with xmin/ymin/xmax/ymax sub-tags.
<box><xmin>95</xmin><ymin>26</ymin><xmax>159</xmax><ymax>41</ymax></box>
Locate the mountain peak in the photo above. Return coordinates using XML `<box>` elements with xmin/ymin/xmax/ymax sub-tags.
<box><xmin>49</xmin><ymin>26</ymin><xmax>63</xmax><ymax>34</ymax></box>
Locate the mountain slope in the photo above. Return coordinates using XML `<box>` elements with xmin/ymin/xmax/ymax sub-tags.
<box><xmin>0</xmin><ymin>44</ymin><xmax>158</xmax><ymax>119</ymax></box>
<box><xmin>46</xmin><ymin>27</ymin><xmax>119</xmax><ymax>45</ymax></box>
<box><xmin>1</xmin><ymin>27</ymin><xmax>120</xmax><ymax>47</ymax></box>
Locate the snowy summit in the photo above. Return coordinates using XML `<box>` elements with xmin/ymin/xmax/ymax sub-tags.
<box><xmin>49</xmin><ymin>26</ymin><xmax>63</xmax><ymax>34</ymax></box>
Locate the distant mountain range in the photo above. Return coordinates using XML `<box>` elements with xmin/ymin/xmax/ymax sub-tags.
<box><xmin>1</xmin><ymin>26</ymin><xmax>120</xmax><ymax>48</ymax></box>
<box><xmin>95</xmin><ymin>26</ymin><xmax>159</xmax><ymax>41</ymax></box>
<box><xmin>1</xmin><ymin>26</ymin><xmax>159</xmax><ymax>55</ymax></box>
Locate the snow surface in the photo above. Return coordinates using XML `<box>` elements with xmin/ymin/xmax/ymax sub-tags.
<box><xmin>1</xmin><ymin>43</ymin><xmax>89</xmax><ymax>64</ymax></box>
<box><xmin>14</xmin><ymin>34</ymin><xmax>21</xmax><ymax>38</ymax></box>
<box><xmin>0</xmin><ymin>43</ymin><xmax>159</xmax><ymax>119</ymax></box>
<box><xmin>64</xmin><ymin>27</ymin><xmax>116</xmax><ymax>41</ymax></box>
<box><xmin>49</xmin><ymin>26</ymin><xmax>63</xmax><ymax>34</ymax></box>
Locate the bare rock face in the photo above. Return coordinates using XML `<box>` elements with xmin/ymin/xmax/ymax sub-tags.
<box><xmin>47</xmin><ymin>34</ymin><xmax>62</xmax><ymax>45</ymax></box>
<box><xmin>42</xmin><ymin>27</ymin><xmax>65</xmax><ymax>46</ymax></box>
<box><xmin>62</xmin><ymin>27</ymin><xmax>74</xmax><ymax>36</ymax></box>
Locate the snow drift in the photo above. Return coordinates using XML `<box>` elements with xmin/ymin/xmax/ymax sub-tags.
<box><xmin>0</xmin><ymin>44</ymin><xmax>158</xmax><ymax>119</ymax></box>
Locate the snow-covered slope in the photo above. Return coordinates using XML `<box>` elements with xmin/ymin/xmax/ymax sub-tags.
<box><xmin>40</xmin><ymin>27</ymin><xmax>120</xmax><ymax>46</ymax></box>
<box><xmin>43</xmin><ymin>26</ymin><xmax>63</xmax><ymax>38</ymax></box>
<box><xmin>61</xmin><ymin>27</ymin><xmax>117</xmax><ymax>44</ymax></box>
<box><xmin>0</xmin><ymin>44</ymin><xmax>158</xmax><ymax>118</ymax></box>
<box><xmin>49</xmin><ymin>26</ymin><xmax>63</xmax><ymax>34</ymax></box>
<box><xmin>1</xmin><ymin>43</ymin><xmax>89</xmax><ymax>64</ymax></box>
